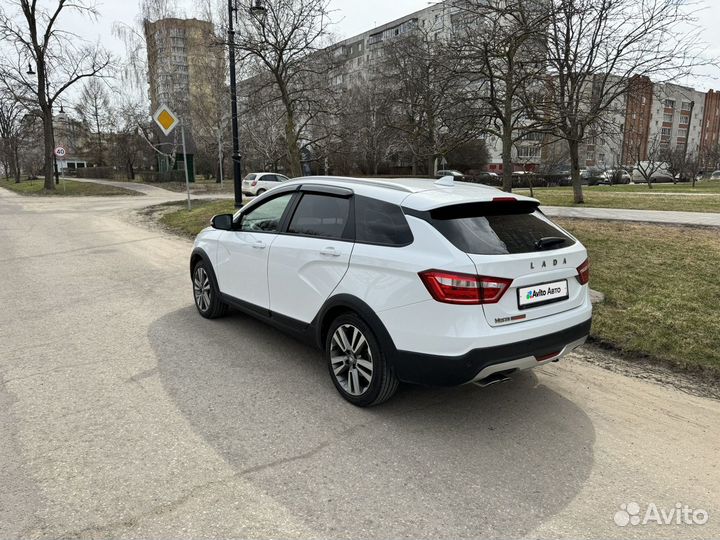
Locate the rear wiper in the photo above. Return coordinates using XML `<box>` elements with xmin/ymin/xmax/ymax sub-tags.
<box><xmin>534</xmin><ymin>237</ymin><xmax>567</xmax><ymax>250</ymax></box>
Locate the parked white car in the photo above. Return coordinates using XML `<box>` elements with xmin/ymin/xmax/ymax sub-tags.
<box><xmin>241</xmin><ymin>172</ymin><xmax>290</xmax><ymax>196</ymax></box>
<box><xmin>191</xmin><ymin>176</ymin><xmax>592</xmax><ymax>406</ymax></box>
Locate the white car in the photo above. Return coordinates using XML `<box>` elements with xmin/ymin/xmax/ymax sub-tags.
<box><xmin>241</xmin><ymin>172</ymin><xmax>290</xmax><ymax>196</ymax></box>
<box><xmin>190</xmin><ymin>176</ymin><xmax>592</xmax><ymax>406</ymax></box>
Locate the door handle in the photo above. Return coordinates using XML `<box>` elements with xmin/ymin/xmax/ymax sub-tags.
<box><xmin>252</xmin><ymin>241</ymin><xmax>267</xmax><ymax>250</ymax></box>
<box><xmin>320</xmin><ymin>247</ymin><xmax>341</xmax><ymax>257</ymax></box>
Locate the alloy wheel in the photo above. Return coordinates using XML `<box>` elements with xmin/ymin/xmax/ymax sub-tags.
<box><xmin>193</xmin><ymin>266</ymin><xmax>212</xmax><ymax>312</ymax></box>
<box><xmin>330</xmin><ymin>324</ymin><xmax>374</xmax><ymax>396</ymax></box>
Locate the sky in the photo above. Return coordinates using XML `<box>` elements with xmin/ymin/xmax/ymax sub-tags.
<box><xmin>59</xmin><ymin>0</ymin><xmax>720</xmax><ymax>91</ymax></box>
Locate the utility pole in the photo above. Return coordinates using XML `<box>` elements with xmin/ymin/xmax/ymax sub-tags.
<box><xmin>228</xmin><ymin>1</ymin><xmax>266</xmax><ymax>208</ymax></box>
<box><xmin>684</xmin><ymin>101</ymin><xmax>695</xmax><ymax>159</ymax></box>
<box><xmin>228</xmin><ymin>0</ymin><xmax>243</xmax><ymax>208</ymax></box>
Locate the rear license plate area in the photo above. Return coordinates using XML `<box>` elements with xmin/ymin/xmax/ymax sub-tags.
<box><xmin>518</xmin><ymin>280</ymin><xmax>569</xmax><ymax>310</ymax></box>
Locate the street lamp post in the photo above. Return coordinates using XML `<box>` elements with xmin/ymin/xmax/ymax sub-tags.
<box><xmin>228</xmin><ymin>0</ymin><xmax>266</xmax><ymax>208</ymax></box>
<box><xmin>27</xmin><ymin>62</ymin><xmax>61</xmax><ymax>185</ymax></box>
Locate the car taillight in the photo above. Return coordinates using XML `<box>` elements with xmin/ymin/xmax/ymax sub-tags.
<box><xmin>419</xmin><ymin>270</ymin><xmax>512</xmax><ymax>305</ymax></box>
<box><xmin>576</xmin><ymin>258</ymin><xmax>590</xmax><ymax>285</ymax></box>
<box><xmin>251</xmin><ymin>180</ymin><xmax>258</xmax><ymax>186</ymax></box>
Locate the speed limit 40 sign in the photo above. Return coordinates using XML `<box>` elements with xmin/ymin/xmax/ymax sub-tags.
<box><xmin>54</xmin><ymin>146</ymin><xmax>66</xmax><ymax>158</ymax></box>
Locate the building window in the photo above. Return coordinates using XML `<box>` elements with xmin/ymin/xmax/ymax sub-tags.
<box><xmin>664</xmin><ymin>99</ymin><xmax>675</xmax><ymax>108</ymax></box>
<box><xmin>681</xmin><ymin>101</ymin><xmax>692</xmax><ymax>111</ymax></box>
<box><xmin>520</xmin><ymin>132</ymin><xmax>544</xmax><ymax>141</ymax></box>
<box><xmin>680</xmin><ymin>114</ymin><xmax>689</xmax><ymax>124</ymax></box>
<box><xmin>663</xmin><ymin>113</ymin><xmax>674</xmax><ymax>123</ymax></box>
<box><xmin>661</xmin><ymin>127</ymin><xmax>672</xmax><ymax>136</ymax></box>
<box><xmin>517</xmin><ymin>146</ymin><xmax>540</xmax><ymax>159</ymax></box>
<box><xmin>677</xmin><ymin>128</ymin><xmax>688</xmax><ymax>137</ymax></box>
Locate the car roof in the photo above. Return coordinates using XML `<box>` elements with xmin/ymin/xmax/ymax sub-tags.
<box><xmin>282</xmin><ymin>176</ymin><xmax>539</xmax><ymax>211</ymax></box>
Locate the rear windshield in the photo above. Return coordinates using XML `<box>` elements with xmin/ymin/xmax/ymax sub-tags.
<box><xmin>244</xmin><ymin>174</ymin><xmax>257</xmax><ymax>181</ymax></box>
<box><xmin>423</xmin><ymin>201</ymin><xmax>575</xmax><ymax>255</ymax></box>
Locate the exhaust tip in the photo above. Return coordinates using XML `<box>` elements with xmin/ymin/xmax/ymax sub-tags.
<box><xmin>473</xmin><ymin>371</ymin><xmax>513</xmax><ymax>388</ymax></box>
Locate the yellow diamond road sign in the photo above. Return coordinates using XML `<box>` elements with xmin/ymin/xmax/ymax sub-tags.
<box><xmin>153</xmin><ymin>105</ymin><xmax>179</xmax><ymax>136</ymax></box>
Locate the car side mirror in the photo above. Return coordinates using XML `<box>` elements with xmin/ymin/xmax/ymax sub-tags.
<box><xmin>211</xmin><ymin>214</ymin><xmax>234</xmax><ymax>231</ymax></box>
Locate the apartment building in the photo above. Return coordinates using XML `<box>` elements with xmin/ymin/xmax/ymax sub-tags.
<box><xmin>328</xmin><ymin>3</ymin><xmax>719</xmax><ymax>174</ymax></box>
<box><xmin>144</xmin><ymin>18</ymin><xmax>225</xmax><ymax>178</ymax></box>
<box><xmin>330</xmin><ymin>3</ymin><xmax>454</xmax><ymax>88</ymax></box>
<box><xmin>700</xmin><ymin>90</ymin><xmax>720</xmax><ymax>154</ymax></box>
<box><xmin>621</xmin><ymin>79</ymin><xmax>709</xmax><ymax>164</ymax></box>
<box><xmin>329</xmin><ymin>1</ymin><xmax>544</xmax><ymax>172</ymax></box>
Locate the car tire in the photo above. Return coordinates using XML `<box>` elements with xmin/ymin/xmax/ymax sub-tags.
<box><xmin>256</xmin><ymin>188</ymin><xmax>266</xmax><ymax>195</ymax></box>
<box><xmin>325</xmin><ymin>313</ymin><xmax>399</xmax><ymax>407</ymax></box>
<box><xmin>192</xmin><ymin>260</ymin><xmax>228</xmax><ymax>319</ymax></box>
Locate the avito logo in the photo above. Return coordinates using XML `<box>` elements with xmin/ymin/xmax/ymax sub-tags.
<box><xmin>526</xmin><ymin>289</ymin><xmax>547</xmax><ymax>300</ymax></box>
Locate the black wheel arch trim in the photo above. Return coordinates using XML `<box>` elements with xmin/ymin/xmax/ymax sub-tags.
<box><xmin>313</xmin><ymin>294</ymin><xmax>398</xmax><ymax>355</ymax></box>
<box><xmin>190</xmin><ymin>247</ymin><xmax>214</xmax><ymax>279</ymax></box>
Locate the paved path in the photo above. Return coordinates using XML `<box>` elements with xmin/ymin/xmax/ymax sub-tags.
<box><xmin>71</xmin><ymin>177</ymin><xmax>185</xmax><ymax>196</ymax></box>
<box><xmin>0</xmin><ymin>187</ymin><xmax>719</xmax><ymax>539</ymax></box>
<box><xmin>71</xmin><ymin>177</ymin><xmax>236</xmax><ymax>199</ymax></box>
<box><xmin>543</xmin><ymin>205</ymin><xmax>720</xmax><ymax>227</ymax></box>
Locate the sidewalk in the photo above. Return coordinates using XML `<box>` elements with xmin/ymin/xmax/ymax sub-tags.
<box><xmin>542</xmin><ymin>206</ymin><xmax>720</xmax><ymax>227</ymax></box>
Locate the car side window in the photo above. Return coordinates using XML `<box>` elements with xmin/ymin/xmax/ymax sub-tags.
<box><xmin>355</xmin><ymin>196</ymin><xmax>413</xmax><ymax>246</ymax></box>
<box><xmin>263</xmin><ymin>174</ymin><xmax>276</xmax><ymax>182</ymax></box>
<box><xmin>239</xmin><ymin>193</ymin><xmax>294</xmax><ymax>233</ymax></box>
<box><xmin>287</xmin><ymin>193</ymin><xmax>351</xmax><ymax>239</ymax></box>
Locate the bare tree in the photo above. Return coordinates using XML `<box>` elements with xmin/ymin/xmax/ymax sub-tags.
<box><xmin>0</xmin><ymin>0</ymin><xmax>111</xmax><ymax>190</ymax></box>
<box><xmin>633</xmin><ymin>134</ymin><xmax>668</xmax><ymax>188</ymax></box>
<box><xmin>339</xmin><ymin>82</ymin><xmax>394</xmax><ymax>175</ymax></box>
<box><xmin>450</xmin><ymin>0</ymin><xmax>550</xmax><ymax>191</ymax></box>
<box><xmin>0</xmin><ymin>90</ymin><xmax>24</xmax><ymax>183</ymax></box>
<box><xmin>109</xmin><ymin>97</ymin><xmax>153</xmax><ymax>180</ymax></box>
<box><xmin>234</xmin><ymin>0</ymin><xmax>336</xmax><ymax>177</ymax></box>
<box><xmin>379</xmin><ymin>24</ymin><xmax>486</xmax><ymax>176</ymax></box>
<box><xmin>541</xmin><ymin>0</ymin><xmax>708</xmax><ymax>203</ymax></box>
<box><xmin>659</xmin><ymin>145</ymin><xmax>689</xmax><ymax>183</ymax></box>
<box><xmin>75</xmin><ymin>78</ymin><xmax>112</xmax><ymax>165</ymax></box>
<box><xmin>700</xmin><ymin>143</ymin><xmax>720</xmax><ymax>176</ymax></box>
<box><xmin>684</xmin><ymin>150</ymin><xmax>704</xmax><ymax>188</ymax></box>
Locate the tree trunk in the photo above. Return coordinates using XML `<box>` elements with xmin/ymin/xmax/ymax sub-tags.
<box><xmin>284</xmin><ymin>113</ymin><xmax>302</xmax><ymax>177</ymax></box>
<box><xmin>42</xmin><ymin>110</ymin><xmax>55</xmax><ymax>191</ymax></box>
<box><xmin>13</xmin><ymin>140</ymin><xmax>21</xmax><ymax>183</ymax></box>
<box><xmin>501</xmin><ymin>132</ymin><xmax>513</xmax><ymax>192</ymax></box>
<box><xmin>428</xmin><ymin>156</ymin><xmax>436</xmax><ymax>178</ymax></box>
<box><xmin>568</xmin><ymin>139</ymin><xmax>584</xmax><ymax>204</ymax></box>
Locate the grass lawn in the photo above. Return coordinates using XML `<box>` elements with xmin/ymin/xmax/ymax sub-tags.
<box><xmin>1</xmin><ymin>178</ymin><xmax>142</xmax><ymax>197</ymax></box>
<box><xmin>158</xmin><ymin>199</ymin><xmax>235</xmax><ymax>237</ymax></box>
<box><xmin>515</xmin><ymin>182</ymin><xmax>720</xmax><ymax>213</ymax></box>
<box><xmin>556</xmin><ymin>218</ymin><xmax>720</xmax><ymax>375</ymax></box>
<box><xmin>157</xmin><ymin>199</ymin><xmax>720</xmax><ymax>376</ymax></box>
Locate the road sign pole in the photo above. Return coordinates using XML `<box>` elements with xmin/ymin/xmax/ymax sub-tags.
<box><xmin>181</xmin><ymin>120</ymin><xmax>191</xmax><ymax>211</ymax></box>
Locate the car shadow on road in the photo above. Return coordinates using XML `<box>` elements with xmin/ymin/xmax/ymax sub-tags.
<box><xmin>149</xmin><ymin>306</ymin><xmax>596</xmax><ymax>539</ymax></box>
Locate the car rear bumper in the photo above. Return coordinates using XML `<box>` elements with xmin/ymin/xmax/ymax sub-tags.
<box><xmin>391</xmin><ymin>318</ymin><xmax>591</xmax><ymax>386</ymax></box>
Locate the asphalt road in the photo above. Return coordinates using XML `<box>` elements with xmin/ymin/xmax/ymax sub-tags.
<box><xmin>0</xmin><ymin>188</ymin><xmax>718</xmax><ymax>539</ymax></box>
